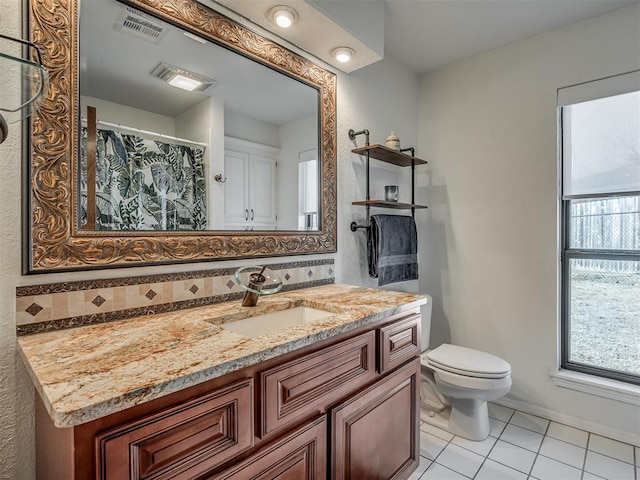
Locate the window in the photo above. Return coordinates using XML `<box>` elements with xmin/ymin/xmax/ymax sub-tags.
<box><xmin>559</xmin><ymin>72</ymin><xmax>640</xmax><ymax>385</ymax></box>
<box><xmin>298</xmin><ymin>149</ymin><xmax>319</xmax><ymax>230</ymax></box>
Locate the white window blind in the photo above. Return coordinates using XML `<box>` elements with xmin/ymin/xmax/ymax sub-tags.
<box><xmin>560</xmin><ymin>71</ymin><xmax>640</xmax><ymax>197</ymax></box>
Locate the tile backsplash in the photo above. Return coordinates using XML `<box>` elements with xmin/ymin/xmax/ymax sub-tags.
<box><xmin>16</xmin><ymin>259</ymin><xmax>334</xmax><ymax>335</ymax></box>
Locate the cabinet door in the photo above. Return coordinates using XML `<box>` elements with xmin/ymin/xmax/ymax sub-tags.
<box><xmin>223</xmin><ymin>150</ymin><xmax>249</xmax><ymax>226</ymax></box>
<box><xmin>331</xmin><ymin>359</ymin><xmax>420</xmax><ymax>480</ymax></box>
<box><xmin>96</xmin><ymin>379</ymin><xmax>253</xmax><ymax>480</ymax></box>
<box><xmin>211</xmin><ymin>415</ymin><xmax>326</xmax><ymax>480</ymax></box>
<box><xmin>248</xmin><ymin>153</ymin><xmax>276</xmax><ymax>226</ymax></box>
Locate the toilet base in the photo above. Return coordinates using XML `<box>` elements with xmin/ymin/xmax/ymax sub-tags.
<box><xmin>420</xmin><ymin>397</ymin><xmax>490</xmax><ymax>441</ymax></box>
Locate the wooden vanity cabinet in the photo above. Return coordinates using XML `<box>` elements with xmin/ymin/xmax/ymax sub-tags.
<box><xmin>36</xmin><ymin>308</ymin><xmax>421</xmax><ymax>480</ymax></box>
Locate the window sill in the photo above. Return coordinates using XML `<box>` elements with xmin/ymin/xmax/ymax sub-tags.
<box><xmin>551</xmin><ymin>370</ymin><xmax>640</xmax><ymax>406</ymax></box>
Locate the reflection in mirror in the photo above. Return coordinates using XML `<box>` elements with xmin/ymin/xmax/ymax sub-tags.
<box><xmin>79</xmin><ymin>0</ymin><xmax>319</xmax><ymax>232</ymax></box>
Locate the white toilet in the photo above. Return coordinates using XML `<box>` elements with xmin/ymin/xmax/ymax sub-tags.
<box><xmin>420</xmin><ymin>296</ymin><xmax>512</xmax><ymax>441</ymax></box>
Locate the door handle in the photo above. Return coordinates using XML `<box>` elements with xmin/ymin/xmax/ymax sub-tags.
<box><xmin>250</xmin><ymin>209</ymin><xmax>254</xmax><ymax>221</ymax></box>
<box><xmin>245</xmin><ymin>209</ymin><xmax>248</xmax><ymax>221</ymax></box>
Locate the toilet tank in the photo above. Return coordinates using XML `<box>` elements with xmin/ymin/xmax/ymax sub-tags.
<box><xmin>420</xmin><ymin>294</ymin><xmax>433</xmax><ymax>352</ymax></box>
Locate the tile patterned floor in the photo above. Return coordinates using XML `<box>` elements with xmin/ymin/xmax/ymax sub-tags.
<box><xmin>410</xmin><ymin>404</ymin><xmax>639</xmax><ymax>480</ymax></box>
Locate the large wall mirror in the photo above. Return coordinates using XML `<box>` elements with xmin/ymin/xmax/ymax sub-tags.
<box><xmin>27</xmin><ymin>0</ymin><xmax>336</xmax><ymax>272</ymax></box>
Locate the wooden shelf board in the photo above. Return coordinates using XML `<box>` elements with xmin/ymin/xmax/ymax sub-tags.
<box><xmin>352</xmin><ymin>200</ymin><xmax>428</xmax><ymax>210</ymax></box>
<box><xmin>351</xmin><ymin>144</ymin><xmax>428</xmax><ymax>167</ymax></box>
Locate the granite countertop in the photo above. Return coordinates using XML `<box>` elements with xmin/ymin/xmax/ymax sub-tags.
<box><xmin>18</xmin><ymin>284</ymin><xmax>427</xmax><ymax>428</ymax></box>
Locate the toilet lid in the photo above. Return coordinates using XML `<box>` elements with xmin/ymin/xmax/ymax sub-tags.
<box><xmin>426</xmin><ymin>344</ymin><xmax>511</xmax><ymax>379</ymax></box>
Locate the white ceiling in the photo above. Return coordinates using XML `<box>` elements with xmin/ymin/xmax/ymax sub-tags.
<box><xmin>224</xmin><ymin>0</ymin><xmax>640</xmax><ymax>73</ymax></box>
<box><xmin>384</xmin><ymin>0</ymin><xmax>640</xmax><ymax>74</ymax></box>
<box><xmin>218</xmin><ymin>0</ymin><xmax>639</xmax><ymax>74</ymax></box>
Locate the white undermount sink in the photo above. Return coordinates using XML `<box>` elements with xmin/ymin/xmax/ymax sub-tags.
<box><xmin>221</xmin><ymin>306</ymin><xmax>334</xmax><ymax>337</ymax></box>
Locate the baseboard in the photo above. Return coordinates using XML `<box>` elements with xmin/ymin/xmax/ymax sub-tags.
<box><xmin>494</xmin><ymin>398</ymin><xmax>640</xmax><ymax>447</ymax></box>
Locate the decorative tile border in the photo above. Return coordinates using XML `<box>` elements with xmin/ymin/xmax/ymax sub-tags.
<box><xmin>16</xmin><ymin>260</ymin><xmax>335</xmax><ymax>335</ymax></box>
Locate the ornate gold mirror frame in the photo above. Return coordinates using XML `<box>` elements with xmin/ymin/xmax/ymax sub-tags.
<box><xmin>26</xmin><ymin>0</ymin><xmax>336</xmax><ymax>273</ymax></box>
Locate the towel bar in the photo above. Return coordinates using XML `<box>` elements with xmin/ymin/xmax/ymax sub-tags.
<box><xmin>350</xmin><ymin>221</ymin><xmax>369</xmax><ymax>232</ymax></box>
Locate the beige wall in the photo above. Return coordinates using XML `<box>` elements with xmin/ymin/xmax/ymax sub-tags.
<box><xmin>0</xmin><ymin>2</ymin><xmax>420</xmax><ymax>478</ymax></box>
<box><xmin>418</xmin><ymin>4</ymin><xmax>640</xmax><ymax>444</ymax></box>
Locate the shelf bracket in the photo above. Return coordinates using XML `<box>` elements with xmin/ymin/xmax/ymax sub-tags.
<box><xmin>399</xmin><ymin>147</ymin><xmax>415</xmax><ymax>157</ymax></box>
<box><xmin>348</xmin><ymin>128</ymin><xmax>370</xmax><ymax>145</ymax></box>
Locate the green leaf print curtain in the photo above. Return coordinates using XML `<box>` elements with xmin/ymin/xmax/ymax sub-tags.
<box><xmin>80</xmin><ymin>128</ymin><xmax>207</xmax><ymax>230</ymax></box>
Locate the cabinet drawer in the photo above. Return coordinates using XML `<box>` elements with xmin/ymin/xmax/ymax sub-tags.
<box><xmin>378</xmin><ymin>314</ymin><xmax>421</xmax><ymax>374</ymax></box>
<box><xmin>259</xmin><ymin>331</ymin><xmax>376</xmax><ymax>437</ymax></box>
<box><xmin>96</xmin><ymin>378</ymin><xmax>253</xmax><ymax>480</ymax></box>
<box><xmin>211</xmin><ymin>415</ymin><xmax>327</xmax><ymax>480</ymax></box>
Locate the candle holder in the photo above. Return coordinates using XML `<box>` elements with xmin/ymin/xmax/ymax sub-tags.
<box><xmin>384</xmin><ymin>185</ymin><xmax>399</xmax><ymax>202</ymax></box>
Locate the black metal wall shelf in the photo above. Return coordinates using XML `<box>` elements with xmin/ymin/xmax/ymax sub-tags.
<box><xmin>349</xmin><ymin>129</ymin><xmax>428</xmax><ymax>232</ymax></box>
<box><xmin>351</xmin><ymin>144</ymin><xmax>427</xmax><ymax>167</ymax></box>
<box><xmin>352</xmin><ymin>200</ymin><xmax>429</xmax><ymax>209</ymax></box>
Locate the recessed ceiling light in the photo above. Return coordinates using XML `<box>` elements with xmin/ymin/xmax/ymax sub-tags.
<box><xmin>151</xmin><ymin>63</ymin><xmax>217</xmax><ymax>92</ymax></box>
<box><xmin>168</xmin><ymin>74</ymin><xmax>202</xmax><ymax>91</ymax></box>
<box><xmin>268</xmin><ymin>5</ymin><xmax>298</xmax><ymax>28</ymax></box>
<box><xmin>332</xmin><ymin>47</ymin><xmax>355</xmax><ymax>63</ymax></box>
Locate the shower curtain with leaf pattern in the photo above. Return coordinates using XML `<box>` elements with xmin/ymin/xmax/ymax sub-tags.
<box><xmin>80</xmin><ymin>128</ymin><xmax>207</xmax><ymax>230</ymax></box>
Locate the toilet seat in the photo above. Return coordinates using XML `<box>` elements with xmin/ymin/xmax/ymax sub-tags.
<box><xmin>424</xmin><ymin>344</ymin><xmax>511</xmax><ymax>379</ymax></box>
<box><xmin>431</xmin><ymin>365</ymin><xmax>512</xmax><ymax>392</ymax></box>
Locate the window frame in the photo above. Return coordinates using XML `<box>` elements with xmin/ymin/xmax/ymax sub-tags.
<box><xmin>559</xmin><ymin>95</ymin><xmax>640</xmax><ymax>386</ymax></box>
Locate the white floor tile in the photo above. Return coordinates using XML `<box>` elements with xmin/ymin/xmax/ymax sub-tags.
<box><xmin>531</xmin><ymin>455</ymin><xmax>582</xmax><ymax>480</ymax></box>
<box><xmin>452</xmin><ymin>434</ymin><xmax>496</xmax><ymax>456</ymax></box>
<box><xmin>488</xmin><ymin>402</ymin><xmax>514</xmax><ymax>422</ymax></box>
<box><xmin>422</xmin><ymin>462</ymin><xmax>470</xmax><ymax>480</ymax></box>
<box><xmin>499</xmin><ymin>424</ymin><xmax>544</xmax><ymax>452</ymax></box>
<box><xmin>418</xmin><ymin>405</ymin><xmax>637</xmax><ymax>480</ymax></box>
<box><xmin>582</xmin><ymin>473</ymin><xmax>607</xmax><ymax>480</ymax></box>
<box><xmin>584</xmin><ymin>450</ymin><xmax>636</xmax><ymax>479</ymax></box>
<box><xmin>420</xmin><ymin>421</ymin><xmax>455</xmax><ymax>442</ymax></box>
<box><xmin>509</xmin><ymin>411</ymin><xmax>549</xmax><ymax>435</ymax></box>
<box><xmin>538</xmin><ymin>436</ymin><xmax>586</xmax><ymax>469</ymax></box>
<box><xmin>546</xmin><ymin>421</ymin><xmax>589</xmax><ymax>448</ymax></box>
<box><xmin>475</xmin><ymin>459</ymin><xmax>528</xmax><ymax>480</ymax></box>
<box><xmin>488</xmin><ymin>439</ymin><xmax>536</xmax><ymax>474</ymax></box>
<box><xmin>420</xmin><ymin>430</ymin><xmax>449</xmax><ymax>461</ymax></box>
<box><xmin>489</xmin><ymin>417</ymin><xmax>507</xmax><ymax>438</ymax></box>
<box><xmin>436</xmin><ymin>443</ymin><xmax>485</xmax><ymax>478</ymax></box>
<box><xmin>406</xmin><ymin>455</ymin><xmax>431</xmax><ymax>480</ymax></box>
<box><xmin>588</xmin><ymin>434</ymin><xmax>635</xmax><ymax>464</ymax></box>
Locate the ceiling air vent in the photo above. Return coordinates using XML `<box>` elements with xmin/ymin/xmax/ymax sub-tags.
<box><xmin>114</xmin><ymin>6</ymin><xmax>168</xmax><ymax>44</ymax></box>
